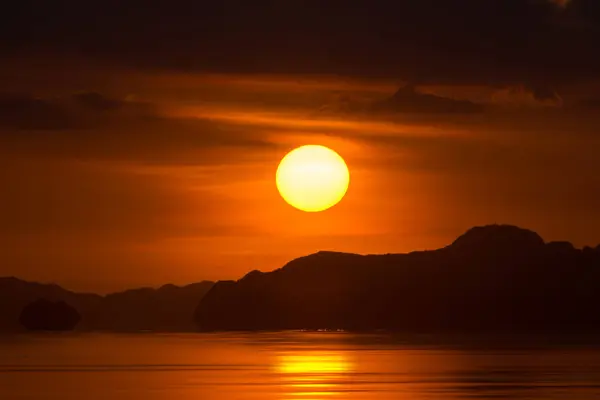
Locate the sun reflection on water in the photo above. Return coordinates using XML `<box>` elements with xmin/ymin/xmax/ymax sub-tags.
<box><xmin>275</xmin><ymin>352</ymin><xmax>353</xmax><ymax>399</ymax></box>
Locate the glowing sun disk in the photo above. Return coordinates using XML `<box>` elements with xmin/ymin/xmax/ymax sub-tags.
<box><xmin>276</xmin><ymin>145</ymin><xmax>350</xmax><ymax>212</ymax></box>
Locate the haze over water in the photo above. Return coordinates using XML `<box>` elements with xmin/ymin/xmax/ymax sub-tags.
<box><xmin>2</xmin><ymin>333</ymin><xmax>600</xmax><ymax>399</ymax></box>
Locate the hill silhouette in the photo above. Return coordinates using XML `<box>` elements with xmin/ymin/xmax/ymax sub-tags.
<box><xmin>4</xmin><ymin>224</ymin><xmax>600</xmax><ymax>333</ymax></box>
<box><xmin>19</xmin><ymin>299</ymin><xmax>81</xmax><ymax>331</ymax></box>
<box><xmin>0</xmin><ymin>278</ymin><xmax>213</xmax><ymax>332</ymax></box>
<box><xmin>194</xmin><ymin>225</ymin><xmax>600</xmax><ymax>332</ymax></box>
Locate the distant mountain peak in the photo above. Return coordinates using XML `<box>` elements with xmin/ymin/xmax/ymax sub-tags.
<box><xmin>314</xmin><ymin>250</ymin><xmax>356</xmax><ymax>257</ymax></box>
<box><xmin>296</xmin><ymin>250</ymin><xmax>361</xmax><ymax>262</ymax></box>
<box><xmin>239</xmin><ymin>269</ymin><xmax>264</xmax><ymax>282</ymax></box>
<box><xmin>275</xmin><ymin>251</ymin><xmax>362</xmax><ymax>275</ymax></box>
<box><xmin>449</xmin><ymin>224</ymin><xmax>545</xmax><ymax>252</ymax></box>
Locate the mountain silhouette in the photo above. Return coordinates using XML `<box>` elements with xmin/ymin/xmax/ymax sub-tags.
<box><xmin>5</xmin><ymin>224</ymin><xmax>600</xmax><ymax>333</ymax></box>
<box><xmin>0</xmin><ymin>278</ymin><xmax>213</xmax><ymax>332</ymax></box>
<box><xmin>96</xmin><ymin>282</ymin><xmax>214</xmax><ymax>331</ymax></box>
<box><xmin>194</xmin><ymin>224</ymin><xmax>600</xmax><ymax>332</ymax></box>
<box><xmin>19</xmin><ymin>299</ymin><xmax>81</xmax><ymax>331</ymax></box>
<box><xmin>0</xmin><ymin>277</ymin><xmax>100</xmax><ymax>332</ymax></box>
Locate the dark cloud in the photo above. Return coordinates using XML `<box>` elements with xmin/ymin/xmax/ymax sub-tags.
<box><xmin>0</xmin><ymin>93</ymin><xmax>75</xmax><ymax>130</ymax></box>
<box><xmin>0</xmin><ymin>92</ymin><xmax>277</xmax><ymax>165</ymax></box>
<box><xmin>490</xmin><ymin>85</ymin><xmax>564</xmax><ymax>107</ymax></box>
<box><xmin>578</xmin><ymin>96</ymin><xmax>600</xmax><ymax>109</ymax></box>
<box><xmin>314</xmin><ymin>93</ymin><xmax>369</xmax><ymax>116</ymax></box>
<box><xmin>315</xmin><ymin>84</ymin><xmax>484</xmax><ymax>118</ymax></box>
<box><xmin>1</xmin><ymin>0</ymin><xmax>599</xmax><ymax>87</ymax></box>
<box><xmin>0</xmin><ymin>91</ymin><xmax>153</xmax><ymax>130</ymax></box>
<box><xmin>370</xmin><ymin>85</ymin><xmax>484</xmax><ymax>114</ymax></box>
<box><xmin>526</xmin><ymin>85</ymin><xmax>563</xmax><ymax>103</ymax></box>
<box><xmin>73</xmin><ymin>92</ymin><xmax>123</xmax><ymax>111</ymax></box>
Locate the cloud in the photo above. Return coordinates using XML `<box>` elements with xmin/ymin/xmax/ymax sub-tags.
<box><xmin>369</xmin><ymin>85</ymin><xmax>484</xmax><ymax>114</ymax></box>
<box><xmin>73</xmin><ymin>92</ymin><xmax>123</xmax><ymax>111</ymax></box>
<box><xmin>0</xmin><ymin>93</ymin><xmax>75</xmax><ymax>130</ymax></box>
<box><xmin>0</xmin><ymin>91</ymin><xmax>277</xmax><ymax>165</ymax></box>
<box><xmin>490</xmin><ymin>85</ymin><xmax>563</xmax><ymax>108</ymax></box>
<box><xmin>313</xmin><ymin>85</ymin><xmax>484</xmax><ymax>119</ymax></box>
<box><xmin>2</xmin><ymin>0</ymin><xmax>599</xmax><ymax>87</ymax></box>
<box><xmin>1</xmin><ymin>70</ymin><xmax>599</xmax><ymax>290</ymax></box>
<box><xmin>0</xmin><ymin>91</ymin><xmax>156</xmax><ymax>130</ymax></box>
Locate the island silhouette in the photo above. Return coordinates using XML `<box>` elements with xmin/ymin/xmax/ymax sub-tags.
<box><xmin>0</xmin><ymin>278</ymin><xmax>214</xmax><ymax>332</ymax></box>
<box><xmin>19</xmin><ymin>299</ymin><xmax>81</xmax><ymax>331</ymax></box>
<box><xmin>3</xmin><ymin>224</ymin><xmax>600</xmax><ymax>333</ymax></box>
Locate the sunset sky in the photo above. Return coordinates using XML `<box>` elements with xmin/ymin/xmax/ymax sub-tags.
<box><xmin>2</xmin><ymin>0</ymin><xmax>600</xmax><ymax>292</ymax></box>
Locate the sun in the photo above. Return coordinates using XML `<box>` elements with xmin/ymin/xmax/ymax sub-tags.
<box><xmin>276</xmin><ymin>145</ymin><xmax>350</xmax><ymax>212</ymax></box>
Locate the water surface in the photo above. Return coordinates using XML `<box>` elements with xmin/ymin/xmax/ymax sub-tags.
<box><xmin>2</xmin><ymin>332</ymin><xmax>600</xmax><ymax>399</ymax></box>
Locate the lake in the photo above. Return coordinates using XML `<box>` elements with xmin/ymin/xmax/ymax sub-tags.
<box><xmin>2</xmin><ymin>332</ymin><xmax>600</xmax><ymax>399</ymax></box>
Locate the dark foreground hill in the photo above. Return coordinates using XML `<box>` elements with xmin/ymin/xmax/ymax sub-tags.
<box><xmin>0</xmin><ymin>278</ymin><xmax>213</xmax><ymax>332</ymax></box>
<box><xmin>19</xmin><ymin>299</ymin><xmax>81</xmax><ymax>331</ymax></box>
<box><xmin>194</xmin><ymin>225</ymin><xmax>600</xmax><ymax>332</ymax></box>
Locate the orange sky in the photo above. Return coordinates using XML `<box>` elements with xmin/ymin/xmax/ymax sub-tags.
<box><xmin>2</xmin><ymin>62</ymin><xmax>600</xmax><ymax>293</ymax></box>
